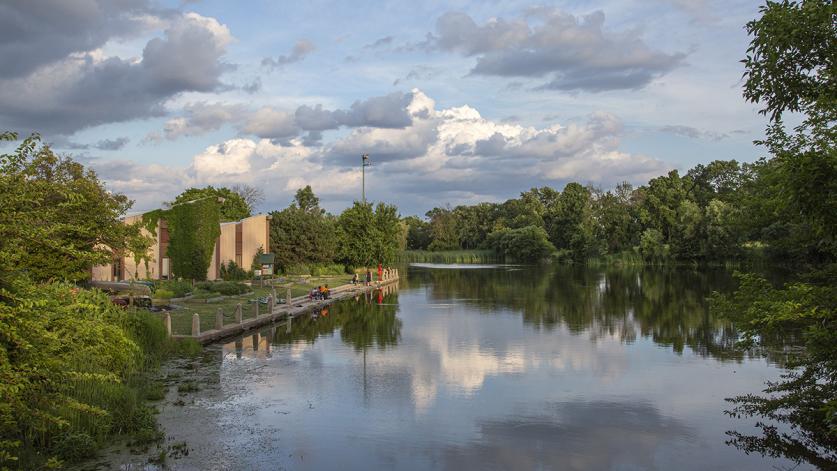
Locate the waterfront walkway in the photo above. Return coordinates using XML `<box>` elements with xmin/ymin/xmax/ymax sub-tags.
<box><xmin>167</xmin><ymin>269</ymin><xmax>400</xmax><ymax>345</ymax></box>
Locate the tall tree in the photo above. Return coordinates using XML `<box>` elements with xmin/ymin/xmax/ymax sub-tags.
<box><xmin>715</xmin><ymin>1</ymin><xmax>837</xmax><ymax>466</ymax></box>
<box><xmin>336</xmin><ymin>202</ymin><xmax>376</xmax><ymax>268</ymax></box>
<box><xmin>0</xmin><ymin>132</ymin><xmax>138</xmax><ymax>285</ymax></box>
<box><xmin>403</xmin><ymin>216</ymin><xmax>432</xmax><ymax>250</ymax></box>
<box><xmin>269</xmin><ymin>186</ymin><xmax>336</xmax><ymax>270</ymax></box>
<box><xmin>426</xmin><ymin>207</ymin><xmax>460</xmax><ymax>251</ymax></box>
<box><xmin>372</xmin><ymin>202</ymin><xmax>402</xmax><ymax>265</ymax></box>
<box><xmin>230</xmin><ymin>183</ymin><xmax>265</xmax><ymax>214</ymax></box>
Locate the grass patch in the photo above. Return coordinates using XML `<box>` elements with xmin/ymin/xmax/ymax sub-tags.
<box><xmin>163</xmin><ymin>276</ymin><xmax>354</xmax><ymax>335</ymax></box>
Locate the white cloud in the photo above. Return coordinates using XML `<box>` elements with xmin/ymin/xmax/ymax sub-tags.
<box><xmin>97</xmin><ymin>89</ymin><xmax>670</xmax><ymax>214</ymax></box>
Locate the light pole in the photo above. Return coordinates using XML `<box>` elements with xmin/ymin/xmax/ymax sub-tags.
<box><xmin>361</xmin><ymin>153</ymin><xmax>371</xmax><ymax>204</ymax></box>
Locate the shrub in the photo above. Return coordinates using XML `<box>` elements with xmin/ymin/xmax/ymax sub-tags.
<box><xmin>0</xmin><ymin>282</ymin><xmax>171</xmax><ymax>468</ymax></box>
<box><xmin>219</xmin><ymin>261</ymin><xmax>249</xmax><ymax>281</ymax></box>
<box><xmin>214</xmin><ymin>282</ymin><xmax>249</xmax><ymax>296</ymax></box>
<box><xmin>154</xmin><ymin>280</ymin><xmax>192</xmax><ymax>298</ymax></box>
<box><xmin>192</xmin><ymin>281</ymin><xmax>249</xmax><ymax>296</ymax></box>
<box><xmin>154</xmin><ymin>289</ymin><xmax>174</xmax><ymax>300</ymax></box>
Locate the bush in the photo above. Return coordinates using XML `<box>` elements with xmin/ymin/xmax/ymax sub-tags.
<box><xmin>193</xmin><ymin>281</ymin><xmax>249</xmax><ymax>296</ymax></box>
<box><xmin>485</xmin><ymin>225</ymin><xmax>556</xmax><ymax>263</ymax></box>
<box><xmin>214</xmin><ymin>282</ymin><xmax>249</xmax><ymax>296</ymax></box>
<box><xmin>154</xmin><ymin>289</ymin><xmax>174</xmax><ymax>300</ymax></box>
<box><xmin>154</xmin><ymin>279</ymin><xmax>192</xmax><ymax>298</ymax></box>
<box><xmin>219</xmin><ymin>261</ymin><xmax>249</xmax><ymax>281</ymax></box>
<box><xmin>0</xmin><ymin>282</ymin><xmax>171</xmax><ymax>468</ymax></box>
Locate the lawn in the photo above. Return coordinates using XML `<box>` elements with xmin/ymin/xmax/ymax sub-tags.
<box><xmin>161</xmin><ymin>275</ymin><xmax>354</xmax><ymax>335</ymax></box>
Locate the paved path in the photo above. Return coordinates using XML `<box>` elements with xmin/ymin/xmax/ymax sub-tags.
<box><xmin>172</xmin><ymin>274</ymin><xmax>399</xmax><ymax>345</ymax></box>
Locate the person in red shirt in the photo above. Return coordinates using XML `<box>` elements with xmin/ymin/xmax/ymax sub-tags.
<box><xmin>377</xmin><ymin>263</ymin><xmax>383</xmax><ymax>281</ymax></box>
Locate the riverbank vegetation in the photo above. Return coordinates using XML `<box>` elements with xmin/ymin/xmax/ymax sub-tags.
<box><xmin>268</xmin><ymin>186</ymin><xmax>402</xmax><ymax>274</ymax></box>
<box><xmin>0</xmin><ymin>132</ymin><xmax>198</xmax><ymax>468</ymax></box>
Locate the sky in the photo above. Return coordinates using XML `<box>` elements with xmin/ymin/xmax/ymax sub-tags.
<box><xmin>0</xmin><ymin>0</ymin><xmax>770</xmax><ymax>216</ymax></box>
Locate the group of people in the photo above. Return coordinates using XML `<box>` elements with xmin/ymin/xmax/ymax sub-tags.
<box><xmin>351</xmin><ymin>269</ymin><xmax>374</xmax><ymax>286</ymax></box>
<box><xmin>309</xmin><ymin>284</ymin><xmax>330</xmax><ymax>300</ymax></box>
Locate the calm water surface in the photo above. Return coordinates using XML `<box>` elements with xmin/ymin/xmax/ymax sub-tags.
<box><xmin>138</xmin><ymin>265</ymin><xmax>804</xmax><ymax>470</ymax></box>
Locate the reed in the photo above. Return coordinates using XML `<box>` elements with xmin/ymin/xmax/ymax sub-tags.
<box><xmin>397</xmin><ymin>250</ymin><xmax>499</xmax><ymax>264</ymax></box>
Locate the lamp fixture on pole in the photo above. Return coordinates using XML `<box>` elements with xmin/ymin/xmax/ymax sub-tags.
<box><xmin>361</xmin><ymin>153</ymin><xmax>371</xmax><ymax>204</ymax></box>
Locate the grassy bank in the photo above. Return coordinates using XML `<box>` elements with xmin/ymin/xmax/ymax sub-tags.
<box><xmin>0</xmin><ymin>282</ymin><xmax>201</xmax><ymax>469</ymax></box>
<box><xmin>397</xmin><ymin>250</ymin><xmax>499</xmax><ymax>264</ymax></box>
<box><xmin>165</xmin><ymin>275</ymin><xmax>354</xmax><ymax>335</ymax></box>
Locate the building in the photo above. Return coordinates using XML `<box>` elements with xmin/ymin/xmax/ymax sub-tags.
<box><xmin>92</xmin><ymin>213</ymin><xmax>271</xmax><ymax>281</ymax></box>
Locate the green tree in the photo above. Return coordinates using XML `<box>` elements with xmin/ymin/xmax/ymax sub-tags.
<box><xmin>372</xmin><ymin>202</ymin><xmax>401</xmax><ymax>265</ymax></box>
<box><xmin>485</xmin><ymin>225</ymin><xmax>556</xmax><ymax>262</ymax></box>
<box><xmin>715</xmin><ymin>1</ymin><xmax>837</xmax><ymax>466</ymax></box>
<box><xmin>403</xmin><ymin>216</ymin><xmax>432</xmax><ymax>250</ymax></box>
<box><xmin>336</xmin><ymin>202</ymin><xmax>376</xmax><ymax>268</ymax></box>
<box><xmin>546</xmin><ymin>183</ymin><xmax>598</xmax><ymax>260</ymax></box>
<box><xmin>592</xmin><ymin>182</ymin><xmax>638</xmax><ymax>254</ymax></box>
<box><xmin>0</xmin><ymin>132</ymin><xmax>138</xmax><ymax>286</ymax></box>
<box><xmin>170</xmin><ymin>186</ymin><xmax>251</xmax><ymax>222</ymax></box>
<box><xmin>269</xmin><ymin>186</ymin><xmax>337</xmax><ymax>270</ymax></box>
<box><xmin>426</xmin><ymin>207</ymin><xmax>460</xmax><ymax>251</ymax></box>
<box><xmin>742</xmin><ymin>0</ymin><xmax>836</xmax><ymax>258</ymax></box>
<box><xmin>453</xmin><ymin>203</ymin><xmax>500</xmax><ymax>249</ymax></box>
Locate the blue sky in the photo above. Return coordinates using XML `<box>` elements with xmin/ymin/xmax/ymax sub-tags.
<box><xmin>0</xmin><ymin>0</ymin><xmax>769</xmax><ymax>215</ymax></box>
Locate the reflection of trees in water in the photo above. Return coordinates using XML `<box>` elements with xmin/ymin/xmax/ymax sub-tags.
<box><xmin>440</xmin><ymin>400</ymin><xmax>694</xmax><ymax>471</ymax></box>
<box><xmin>406</xmin><ymin>265</ymin><xmax>775</xmax><ymax>363</ymax></box>
<box><xmin>269</xmin><ymin>291</ymin><xmax>401</xmax><ymax>351</ymax></box>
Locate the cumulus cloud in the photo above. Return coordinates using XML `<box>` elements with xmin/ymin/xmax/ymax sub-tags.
<box><xmin>425</xmin><ymin>9</ymin><xmax>686</xmax><ymax>92</ymax></box>
<box><xmin>241</xmin><ymin>107</ymin><xmax>300</xmax><ymax>139</ymax></box>
<box><xmin>0</xmin><ymin>11</ymin><xmax>233</xmax><ymax>136</ymax></box>
<box><xmin>147</xmin><ymin>102</ymin><xmax>246</xmax><ymax>141</ymax></box>
<box><xmin>0</xmin><ymin>0</ymin><xmax>165</xmax><ymax>79</ymax></box>
<box><xmin>261</xmin><ymin>39</ymin><xmax>315</xmax><ymax>69</ymax></box>
<box><xmin>103</xmin><ymin>89</ymin><xmax>670</xmax><ymax>214</ymax></box>
<box><xmin>150</xmin><ymin>91</ymin><xmax>415</xmax><ymax>142</ymax></box>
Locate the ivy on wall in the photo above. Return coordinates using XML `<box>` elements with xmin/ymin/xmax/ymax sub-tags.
<box><xmin>140</xmin><ymin>199</ymin><xmax>221</xmax><ymax>281</ymax></box>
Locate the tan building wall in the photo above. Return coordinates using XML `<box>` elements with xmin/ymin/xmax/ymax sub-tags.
<box><xmin>92</xmin><ymin>213</ymin><xmax>270</xmax><ymax>281</ymax></box>
<box><xmin>240</xmin><ymin>215</ymin><xmax>270</xmax><ymax>271</ymax></box>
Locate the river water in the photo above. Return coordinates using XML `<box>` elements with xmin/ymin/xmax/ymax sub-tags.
<box><xmin>108</xmin><ymin>264</ymin><xmax>804</xmax><ymax>470</ymax></box>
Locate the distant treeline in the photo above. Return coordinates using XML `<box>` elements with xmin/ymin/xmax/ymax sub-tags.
<box><xmin>402</xmin><ymin>159</ymin><xmax>833</xmax><ymax>265</ymax></box>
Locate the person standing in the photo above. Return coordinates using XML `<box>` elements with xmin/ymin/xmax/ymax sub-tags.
<box><xmin>366</xmin><ymin>269</ymin><xmax>372</xmax><ymax>286</ymax></box>
<box><xmin>377</xmin><ymin>263</ymin><xmax>383</xmax><ymax>281</ymax></box>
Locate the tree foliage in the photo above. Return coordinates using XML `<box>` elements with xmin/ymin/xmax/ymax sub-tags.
<box><xmin>335</xmin><ymin>201</ymin><xmax>402</xmax><ymax>268</ymax></box>
<box><xmin>270</xmin><ymin>186</ymin><xmax>337</xmax><ymax>271</ymax></box>
<box><xmin>710</xmin><ymin>1</ymin><xmax>837</xmax><ymax>466</ymax></box>
<box><xmin>485</xmin><ymin>225</ymin><xmax>556</xmax><ymax>263</ymax></box>
<box><xmin>0</xmin><ymin>133</ymin><xmax>139</xmax><ymax>287</ymax></box>
<box><xmin>0</xmin><ymin>132</ymin><xmax>173</xmax><ymax>467</ymax></box>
